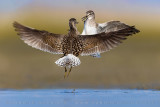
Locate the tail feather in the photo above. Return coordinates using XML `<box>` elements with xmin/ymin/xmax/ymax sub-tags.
<box><xmin>55</xmin><ymin>54</ymin><xmax>81</xmax><ymax>67</ymax></box>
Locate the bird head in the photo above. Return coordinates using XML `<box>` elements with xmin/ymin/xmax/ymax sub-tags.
<box><xmin>82</xmin><ymin>10</ymin><xmax>95</xmax><ymax>21</ymax></box>
<box><xmin>69</xmin><ymin>18</ymin><xmax>78</xmax><ymax>28</ymax></box>
<box><xmin>69</xmin><ymin>18</ymin><xmax>79</xmax><ymax>31</ymax></box>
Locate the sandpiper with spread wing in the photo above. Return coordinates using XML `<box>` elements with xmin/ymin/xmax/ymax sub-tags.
<box><xmin>81</xmin><ymin>10</ymin><xmax>137</xmax><ymax>58</ymax></box>
<box><xmin>13</xmin><ymin>17</ymin><xmax>139</xmax><ymax>78</ymax></box>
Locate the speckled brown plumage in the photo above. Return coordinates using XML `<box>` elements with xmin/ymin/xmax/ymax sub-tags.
<box><xmin>62</xmin><ymin>36</ymin><xmax>83</xmax><ymax>56</ymax></box>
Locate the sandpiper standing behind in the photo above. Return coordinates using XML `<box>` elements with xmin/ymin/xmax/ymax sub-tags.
<box><xmin>81</xmin><ymin>10</ymin><xmax>136</xmax><ymax>57</ymax></box>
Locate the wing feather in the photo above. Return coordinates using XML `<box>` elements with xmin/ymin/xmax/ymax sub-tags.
<box><xmin>13</xmin><ymin>22</ymin><xmax>65</xmax><ymax>54</ymax></box>
<box><xmin>80</xmin><ymin>26</ymin><xmax>140</xmax><ymax>56</ymax></box>
<box><xmin>98</xmin><ymin>21</ymin><xmax>132</xmax><ymax>33</ymax></box>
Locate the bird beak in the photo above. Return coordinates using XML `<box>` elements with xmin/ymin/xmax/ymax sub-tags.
<box><xmin>82</xmin><ymin>15</ymin><xmax>88</xmax><ymax>21</ymax></box>
<box><xmin>76</xmin><ymin>21</ymin><xmax>79</xmax><ymax>24</ymax></box>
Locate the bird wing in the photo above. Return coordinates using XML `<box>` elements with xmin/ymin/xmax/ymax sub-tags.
<box><xmin>13</xmin><ymin>22</ymin><xmax>65</xmax><ymax>54</ymax></box>
<box><xmin>80</xmin><ymin>26</ymin><xmax>140</xmax><ymax>56</ymax></box>
<box><xmin>98</xmin><ymin>21</ymin><xmax>132</xmax><ymax>33</ymax></box>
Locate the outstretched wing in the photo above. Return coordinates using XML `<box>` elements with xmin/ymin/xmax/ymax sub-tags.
<box><xmin>13</xmin><ymin>22</ymin><xmax>65</xmax><ymax>54</ymax></box>
<box><xmin>80</xmin><ymin>26</ymin><xmax>140</xmax><ymax>56</ymax></box>
<box><xmin>98</xmin><ymin>21</ymin><xmax>132</xmax><ymax>33</ymax></box>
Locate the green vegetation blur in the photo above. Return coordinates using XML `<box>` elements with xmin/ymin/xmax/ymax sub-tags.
<box><xmin>0</xmin><ymin>1</ymin><xmax>160</xmax><ymax>89</ymax></box>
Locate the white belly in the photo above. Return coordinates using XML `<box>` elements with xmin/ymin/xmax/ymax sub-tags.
<box><xmin>85</xmin><ymin>25</ymin><xmax>97</xmax><ymax>35</ymax></box>
<box><xmin>81</xmin><ymin>22</ymin><xmax>98</xmax><ymax>35</ymax></box>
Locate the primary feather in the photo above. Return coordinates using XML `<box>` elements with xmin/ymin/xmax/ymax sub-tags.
<box><xmin>13</xmin><ymin>22</ymin><xmax>64</xmax><ymax>54</ymax></box>
<box><xmin>80</xmin><ymin>26</ymin><xmax>139</xmax><ymax>56</ymax></box>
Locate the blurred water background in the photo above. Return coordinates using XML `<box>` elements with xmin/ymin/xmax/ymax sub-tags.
<box><xmin>0</xmin><ymin>0</ymin><xmax>160</xmax><ymax>89</ymax></box>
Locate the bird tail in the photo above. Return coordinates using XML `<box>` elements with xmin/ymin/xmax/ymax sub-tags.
<box><xmin>55</xmin><ymin>54</ymin><xmax>81</xmax><ymax>68</ymax></box>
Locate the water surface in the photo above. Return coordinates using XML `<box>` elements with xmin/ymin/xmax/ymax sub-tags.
<box><xmin>0</xmin><ymin>89</ymin><xmax>160</xmax><ymax>107</ymax></box>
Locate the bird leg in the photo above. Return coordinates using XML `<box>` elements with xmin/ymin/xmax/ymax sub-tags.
<box><xmin>67</xmin><ymin>66</ymin><xmax>72</xmax><ymax>78</ymax></box>
<box><xmin>64</xmin><ymin>67</ymin><xmax>67</xmax><ymax>79</ymax></box>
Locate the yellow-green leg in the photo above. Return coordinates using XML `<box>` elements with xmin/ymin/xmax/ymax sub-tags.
<box><xmin>64</xmin><ymin>67</ymin><xmax>67</xmax><ymax>79</ymax></box>
<box><xmin>67</xmin><ymin>66</ymin><xmax>72</xmax><ymax>78</ymax></box>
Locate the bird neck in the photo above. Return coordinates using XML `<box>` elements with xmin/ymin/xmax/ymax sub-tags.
<box><xmin>70</xmin><ymin>25</ymin><xmax>77</xmax><ymax>32</ymax></box>
<box><xmin>88</xmin><ymin>16</ymin><xmax>95</xmax><ymax>20</ymax></box>
<box><xmin>69</xmin><ymin>24</ymin><xmax>78</xmax><ymax>36</ymax></box>
<box><xmin>86</xmin><ymin>18</ymin><xmax>96</xmax><ymax>27</ymax></box>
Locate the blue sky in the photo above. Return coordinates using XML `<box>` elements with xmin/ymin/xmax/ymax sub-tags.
<box><xmin>0</xmin><ymin>0</ymin><xmax>32</xmax><ymax>12</ymax></box>
<box><xmin>0</xmin><ymin>0</ymin><xmax>160</xmax><ymax>13</ymax></box>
